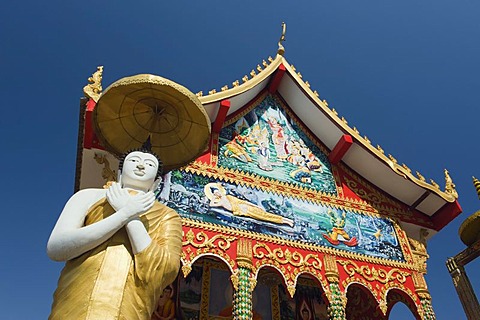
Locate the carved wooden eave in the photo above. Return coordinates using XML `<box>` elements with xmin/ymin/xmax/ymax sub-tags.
<box><xmin>195</xmin><ymin>53</ymin><xmax>462</xmax><ymax>235</ymax></box>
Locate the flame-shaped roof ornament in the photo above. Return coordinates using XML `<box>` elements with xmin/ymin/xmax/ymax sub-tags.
<box><xmin>277</xmin><ymin>22</ymin><xmax>286</xmax><ymax>56</ymax></box>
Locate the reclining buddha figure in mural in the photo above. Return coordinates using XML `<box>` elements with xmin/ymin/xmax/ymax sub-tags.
<box><xmin>205</xmin><ymin>182</ymin><xmax>294</xmax><ymax>227</ymax></box>
<box><xmin>47</xmin><ymin>148</ymin><xmax>182</xmax><ymax>320</ymax></box>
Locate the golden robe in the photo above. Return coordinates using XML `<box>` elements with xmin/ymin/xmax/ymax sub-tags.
<box><xmin>49</xmin><ymin>198</ymin><xmax>182</xmax><ymax>320</ymax></box>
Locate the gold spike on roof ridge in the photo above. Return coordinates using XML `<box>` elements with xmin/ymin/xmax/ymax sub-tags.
<box><xmin>279</xmin><ymin>58</ymin><xmax>457</xmax><ymax>203</ymax></box>
<box><xmin>197</xmin><ymin>54</ymin><xmax>283</xmax><ymax>104</ymax></box>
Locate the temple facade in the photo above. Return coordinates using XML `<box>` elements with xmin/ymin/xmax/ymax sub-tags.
<box><xmin>76</xmin><ymin>42</ymin><xmax>462</xmax><ymax>320</ymax></box>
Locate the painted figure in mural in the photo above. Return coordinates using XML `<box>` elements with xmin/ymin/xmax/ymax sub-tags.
<box><xmin>204</xmin><ymin>183</ymin><xmax>294</xmax><ymax>227</ymax></box>
<box><xmin>299</xmin><ymin>300</ymin><xmax>313</xmax><ymax>320</ymax></box>
<box><xmin>267</xmin><ymin>116</ymin><xmax>288</xmax><ymax>160</ymax></box>
<box><xmin>286</xmin><ymin>139</ymin><xmax>305</xmax><ymax>166</ymax></box>
<box><xmin>298</xmin><ymin>141</ymin><xmax>324</xmax><ymax>173</ymax></box>
<box><xmin>245</xmin><ymin>124</ymin><xmax>262</xmax><ymax>146</ymax></box>
<box><xmin>290</xmin><ymin>166</ymin><xmax>312</xmax><ymax>184</ymax></box>
<box><xmin>218</xmin><ymin>284</ymin><xmax>263</xmax><ymax>320</ymax></box>
<box><xmin>322</xmin><ymin>210</ymin><xmax>358</xmax><ymax>247</ymax></box>
<box><xmin>152</xmin><ymin>285</ymin><xmax>175</xmax><ymax>320</ymax></box>
<box><xmin>301</xmin><ymin>308</ymin><xmax>312</xmax><ymax>320</ymax></box>
<box><xmin>256</xmin><ymin>140</ymin><xmax>273</xmax><ymax>171</ymax></box>
<box><xmin>47</xmin><ymin>149</ymin><xmax>182</xmax><ymax>320</ymax></box>
<box><xmin>224</xmin><ymin>138</ymin><xmax>252</xmax><ymax>163</ymax></box>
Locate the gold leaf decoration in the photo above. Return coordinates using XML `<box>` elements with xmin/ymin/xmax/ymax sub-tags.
<box><xmin>338</xmin><ymin>260</ymin><xmax>409</xmax><ymax>284</ymax></box>
<box><xmin>183</xmin><ymin>229</ymin><xmax>236</xmax><ymax>251</ymax></box>
<box><xmin>253</xmin><ymin>243</ymin><xmax>322</xmax><ymax>270</ymax></box>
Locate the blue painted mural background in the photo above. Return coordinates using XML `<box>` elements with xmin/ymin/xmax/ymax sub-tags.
<box><xmin>161</xmin><ymin>171</ymin><xmax>405</xmax><ymax>262</ymax></box>
<box><xmin>218</xmin><ymin>95</ymin><xmax>337</xmax><ymax>195</ymax></box>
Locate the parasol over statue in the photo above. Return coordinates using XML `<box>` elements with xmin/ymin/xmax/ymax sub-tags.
<box><xmin>93</xmin><ymin>74</ymin><xmax>211</xmax><ymax>172</ymax></box>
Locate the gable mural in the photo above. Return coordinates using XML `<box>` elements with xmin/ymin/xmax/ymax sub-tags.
<box><xmin>161</xmin><ymin>170</ymin><xmax>405</xmax><ymax>261</ymax></box>
<box><xmin>217</xmin><ymin>95</ymin><xmax>337</xmax><ymax>195</ymax></box>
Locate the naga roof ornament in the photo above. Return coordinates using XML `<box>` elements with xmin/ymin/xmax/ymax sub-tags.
<box><xmin>83</xmin><ymin>66</ymin><xmax>103</xmax><ymax>102</ymax></box>
<box><xmin>444</xmin><ymin>169</ymin><xmax>458</xmax><ymax>199</ymax></box>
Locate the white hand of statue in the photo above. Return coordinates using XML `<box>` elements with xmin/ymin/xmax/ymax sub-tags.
<box><xmin>122</xmin><ymin>191</ymin><xmax>156</xmax><ymax>220</ymax></box>
<box><xmin>106</xmin><ymin>182</ymin><xmax>130</xmax><ymax>212</ymax></box>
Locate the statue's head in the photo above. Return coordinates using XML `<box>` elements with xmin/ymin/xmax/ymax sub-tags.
<box><xmin>118</xmin><ymin>149</ymin><xmax>162</xmax><ymax>191</ymax></box>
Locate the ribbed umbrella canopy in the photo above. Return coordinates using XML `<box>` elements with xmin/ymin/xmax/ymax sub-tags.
<box><xmin>93</xmin><ymin>74</ymin><xmax>211</xmax><ymax>172</ymax></box>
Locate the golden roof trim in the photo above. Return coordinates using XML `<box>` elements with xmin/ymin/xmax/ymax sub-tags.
<box><xmin>198</xmin><ymin>54</ymin><xmax>284</xmax><ymax>104</ymax></box>
<box><xmin>280</xmin><ymin>58</ymin><xmax>457</xmax><ymax>203</ymax></box>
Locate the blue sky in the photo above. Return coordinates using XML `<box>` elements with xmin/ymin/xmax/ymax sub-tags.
<box><xmin>1</xmin><ymin>1</ymin><xmax>479</xmax><ymax>319</ymax></box>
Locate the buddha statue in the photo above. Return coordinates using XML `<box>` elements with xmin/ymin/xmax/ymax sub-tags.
<box><xmin>47</xmin><ymin>149</ymin><xmax>182</xmax><ymax>320</ymax></box>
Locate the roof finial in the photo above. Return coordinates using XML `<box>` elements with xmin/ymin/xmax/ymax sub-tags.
<box><xmin>277</xmin><ymin>22</ymin><xmax>286</xmax><ymax>56</ymax></box>
<box><xmin>444</xmin><ymin>169</ymin><xmax>458</xmax><ymax>199</ymax></box>
<box><xmin>83</xmin><ymin>66</ymin><xmax>103</xmax><ymax>102</ymax></box>
<box><xmin>473</xmin><ymin>176</ymin><xmax>480</xmax><ymax>199</ymax></box>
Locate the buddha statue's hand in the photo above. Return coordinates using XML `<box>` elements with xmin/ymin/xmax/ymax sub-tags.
<box><xmin>122</xmin><ymin>191</ymin><xmax>156</xmax><ymax>220</ymax></box>
<box><xmin>106</xmin><ymin>182</ymin><xmax>130</xmax><ymax>211</ymax></box>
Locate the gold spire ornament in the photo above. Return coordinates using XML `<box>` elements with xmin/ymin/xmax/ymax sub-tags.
<box><xmin>277</xmin><ymin>22</ymin><xmax>286</xmax><ymax>56</ymax></box>
<box><xmin>430</xmin><ymin>179</ymin><xmax>440</xmax><ymax>189</ymax></box>
<box><xmin>444</xmin><ymin>169</ymin><xmax>458</xmax><ymax>199</ymax></box>
<box><xmin>416</xmin><ymin>171</ymin><xmax>426</xmax><ymax>182</ymax></box>
<box><xmin>83</xmin><ymin>66</ymin><xmax>103</xmax><ymax>102</ymax></box>
<box><xmin>458</xmin><ymin>177</ymin><xmax>480</xmax><ymax>246</ymax></box>
<box><xmin>473</xmin><ymin>176</ymin><xmax>480</xmax><ymax>200</ymax></box>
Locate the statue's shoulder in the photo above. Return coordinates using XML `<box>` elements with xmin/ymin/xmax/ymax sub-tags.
<box><xmin>69</xmin><ymin>188</ymin><xmax>107</xmax><ymax>207</ymax></box>
<box><xmin>73</xmin><ymin>188</ymin><xmax>106</xmax><ymax>197</ymax></box>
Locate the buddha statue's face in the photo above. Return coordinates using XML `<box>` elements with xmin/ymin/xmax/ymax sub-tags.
<box><xmin>121</xmin><ymin>151</ymin><xmax>159</xmax><ymax>190</ymax></box>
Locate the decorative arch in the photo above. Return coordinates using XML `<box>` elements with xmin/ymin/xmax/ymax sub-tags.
<box><xmin>181</xmin><ymin>226</ymin><xmax>237</xmax><ymax>278</ymax></box>
<box><xmin>181</xmin><ymin>252</ymin><xmax>235</xmax><ymax>278</ymax></box>
<box><xmin>253</xmin><ymin>264</ymin><xmax>290</xmax><ymax>290</ymax></box>
<box><xmin>345</xmin><ymin>282</ymin><xmax>385</xmax><ymax>320</ymax></box>
<box><xmin>294</xmin><ymin>271</ymin><xmax>330</xmax><ymax>303</ymax></box>
<box><xmin>385</xmin><ymin>288</ymin><xmax>421</xmax><ymax>320</ymax></box>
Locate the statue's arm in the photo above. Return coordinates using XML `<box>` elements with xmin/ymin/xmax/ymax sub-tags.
<box><xmin>133</xmin><ymin>207</ymin><xmax>182</xmax><ymax>285</ymax></box>
<box><xmin>47</xmin><ymin>189</ymin><xmax>133</xmax><ymax>261</ymax></box>
<box><xmin>125</xmin><ymin>218</ymin><xmax>152</xmax><ymax>254</ymax></box>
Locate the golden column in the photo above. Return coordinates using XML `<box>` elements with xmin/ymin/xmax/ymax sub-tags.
<box><xmin>446</xmin><ymin>177</ymin><xmax>480</xmax><ymax>320</ymax></box>
<box><xmin>231</xmin><ymin>238</ymin><xmax>256</xmax><ymax>320</ymax></box>
<box><xmin>324</xmin><ymin>255</ymin><xmax>346</xmax><ymax>320</ymax></box>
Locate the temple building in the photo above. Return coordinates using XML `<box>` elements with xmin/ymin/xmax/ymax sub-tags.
<box><xmin>76</xmin><ymin>30</ymin><xmax>462</xmax><ymax>319</ymax></box>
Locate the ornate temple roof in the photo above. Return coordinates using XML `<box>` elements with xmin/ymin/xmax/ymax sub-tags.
<box><xmin>78</xmin><ymin>30</ymin><xmax>461</xmax><ymax>236</ymax></box>
<box><xmin>192</xmin><ymin>50</ymin><xmax>461</xmax><ymax>233</ymax></box>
